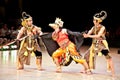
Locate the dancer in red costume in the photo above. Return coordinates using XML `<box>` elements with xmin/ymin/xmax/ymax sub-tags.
<box><xmin>43</xmin><ymin>17</ymin><xmax>92</xmax><ymax>74</ymax></box>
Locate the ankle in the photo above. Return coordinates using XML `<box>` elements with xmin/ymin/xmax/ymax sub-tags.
<box><xmin>56</xmin><ymin>66</ymin><xmax>61</xmax><ymax>73</ymax></box>
<box><xmin>86</xmin><ymin>69</ymin><xmax>92</xmax><ymax>75</ymax></box>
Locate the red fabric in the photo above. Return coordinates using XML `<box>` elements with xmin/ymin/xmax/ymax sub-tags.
<box><xmin>56</xmin><ymin>31</ymin><xmax>69</xmax><ymax>43</ymax></box>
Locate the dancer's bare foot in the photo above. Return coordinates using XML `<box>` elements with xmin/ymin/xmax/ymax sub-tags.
<box><xmin>56</xmin><ymin>66</ymin><xmax>61</xmax><ymax>73</ymax></box>
<box><xmin>80</xmin><ymin>69</ymin><xmax>92</xmax><ymax>75</ymax></box>
<box><xmin>80</xmin><ymin>70</ymin><xmax>86</xmax><ymax>74</ymax></box>
<box><xmin>37</xmin><ymin>67</ymin><xmax>45</xmax><ymax>71</ymax></box>
<box><xmin>86</xmin><ymin>69</ymin><xmax>92</xmax><ymax>75</ymax></box>
<box><xmin>17</xmin><ymin>67</ymin><xmax>24</xmax><ymax>70</ymax></box>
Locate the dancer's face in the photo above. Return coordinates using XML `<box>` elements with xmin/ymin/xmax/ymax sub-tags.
<box><xmin>26</xmin><ymin>18</ymin><xmax>33</xmax><ymax>26</ymax></box>
<box><xmin>93</xmin><ymin>19</ymin><xmax>100</xmax><ymax>26</ymax></box>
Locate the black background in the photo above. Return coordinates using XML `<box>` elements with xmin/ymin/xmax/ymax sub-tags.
<box><xmin>0</xmin><ymin>0</ymin><xmax>120</xmax><ymax>47</ymax></box>
<box><xmin>0</xmin><ymin>0</ymin><xmax>119</xmax><ymax>31</ymax></box>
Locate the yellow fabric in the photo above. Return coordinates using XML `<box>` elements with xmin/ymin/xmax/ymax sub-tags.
<box><xmin>67</xmin><ymin>42</ymin><xmax>86</xmax><ymax>64</ymax></box>
<box><xmin>24</xmin><ymin>51</ymin><xmax>35</xmax><ymax>56</ymax></box>
<box><xmin>17</xmin><ymin>39</ymin><xmax>31</xmax><ymax>65</ymax></box>
<box><xmin>19</xmin><ymin>39</ymin><xmax>25</xmax><ymax>50</ymax></box>
<box><xmin>52</xmin><ymin>48</ymin><xmax>65</xmax><ymax>58</ymax></box>
<box><xmin>20</xmin><ymin>38</ymin><xmax>35</xmax><ymax>57</ymax></box>
<box><xmin>89</xmin><ymin>44</ymin><xmax>95</xmax><ymax>70</ymax></box>
<box><xmin>98</xmin><ymin>52</ymin><xmax>102</xmax><ymax>56</ymax></box>
<box><xmin>102</xmin><ymin>40</ymin><xmax>109</xmax><ymax>50</ymax></box>
<box><xmin>72</xmin><ymin>57</ymin><xmax>86</xmax><ymax>64</ymax></box>
<box><xmin>89</xmin><ymin>40</ymin><xmax>109</xmax><ymax>70</ymax></box>
<box><xmin>31</xmin><ymin>51</ymin><xmax>35</xmax><ymax>56</ymax></box>
<box><xmin>24</xmin><ymin>51</ymin><xmax>28</xmax><ymax>56</ymax></box>
<box><xmin>52</xmin><ymin>42</ymin><xmax>86</xmax><ymax>64</ymax></box>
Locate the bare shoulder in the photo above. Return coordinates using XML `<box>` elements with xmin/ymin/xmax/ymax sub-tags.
<box><xmin>62</xmin><ymin>28</ymin><xmax>67</xmax><ymax>34</ymax></box>
<box><xmin>20</xmin><ymin>26</ymin><xmax>25</xmax><ymax>29</ymax></box>
<box><xmin>101</xmin><ymin>25</ymin><xmax>106</xmax><ymax>30</ymax></box>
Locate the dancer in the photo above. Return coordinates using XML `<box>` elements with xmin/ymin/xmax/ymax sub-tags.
<box><xmin>83</xmin><ymin>10</ymin><xmax>115</xmax><ymax>77</ymax></box>
<box><xmin>42</xmin><ymin>17</ymin><xmax>91</xmax><ymax>74</ymax></box>
<box><xmin>16</xmin><ymin>12</ymin><xmax>43</xmax><ymax>70</ymax></box>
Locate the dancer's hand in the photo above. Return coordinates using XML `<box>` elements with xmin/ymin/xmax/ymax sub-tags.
<box><xmin>83</xmin><ymin>33</ymin><xmax>89</xmax><ymax>38</ymax></box>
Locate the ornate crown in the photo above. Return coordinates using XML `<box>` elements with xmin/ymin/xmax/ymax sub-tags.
<box><xmin>21</xmin><ymin>12</ymin><xmax>32</xmax><ymax>21</ymax></box>
<box><xmin>54</xmin><ymin>17</ymin><xmax>64</xmax><ymax>27</ymax></box>
<box><xmin>93</xmin><ymin>10</ymin><xmax>107</xmax><ymax>22</ymax></box>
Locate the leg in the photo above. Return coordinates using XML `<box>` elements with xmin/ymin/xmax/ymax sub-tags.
<box><xmin>36</xmin><ymin>57</ymin><xmax>42</xmax><ymax>70</ymax></box>
<box><xmin>72</xmin><ymin>56</ymin><xmax>92</xmax><ymax>75</ymax></box>
<box><xmin>52</xmin><ymin>48</ymin><xmax>64</xmax><ymax>72</ymax></box>
<box><xmin>17</xmin><ymin>57</ymin><xmax>24</xmax><ymax>70</ymax></box>
<box><xmin>53</xmin><ymin>57</ymin><xmax>62</xmax><ymax>72</ymax></box>
<box><xmin>101</xmin><ymin>49</ymin><xmax>115</xmax><ymax>77</ymax></box>
<box><xmin>68</xmin><ymin>42</ymin><xmax>92</xmax><ymax>74</ymax></box>
<box><xmin>81</xmin><ymin>60</ymin><xmax>92</xmax><ymax>75</ymax></box>
<box><xmin>34</xmin><ymin>50</ymin><xmax>42</xmax><ymax>70</ymax></box>
<box><xmin>106</xmin><ymin>58</ymin><xmax>115</xmax><ymax>77</ymax></box>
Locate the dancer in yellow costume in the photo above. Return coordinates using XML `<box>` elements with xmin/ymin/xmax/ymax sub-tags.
<box><xmin>83</xmin><ymin>10</ymin><xmax>115</xmax><ymax>77</ymax></box>
<box><xmin>48</xmin><ymin>17</ymin><xmax>91</xmax><ymax>74</ymax></box>
<box><xmin>16</xmin><ymin>12</ymin><xmax>43</xmax><ymax>70</ymax></box>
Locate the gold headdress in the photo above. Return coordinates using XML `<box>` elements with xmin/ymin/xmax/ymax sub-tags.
<box><xmin>93</xmin><ymin>10</ymin><xmax>107</xmax><ymax>23</ymax></box>
<box><xmin>21</xmin><ymin>12</ymin><xmax>32</xmax><ymax>21</ymax></box>
<box><xmin>21</xmin><ymin>12</ymin><xmax>32</xmax><ymax>27</ymax></box>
